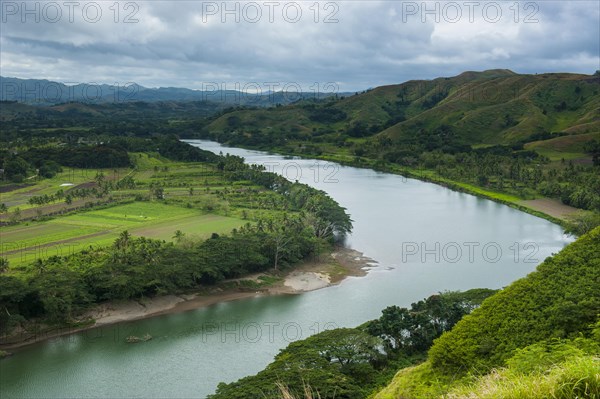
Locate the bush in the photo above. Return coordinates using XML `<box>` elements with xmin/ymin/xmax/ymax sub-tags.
<box><xmin>428</xmin><ymin>227</ymin><xmax>600</xmax><ymax>374</ymax></box>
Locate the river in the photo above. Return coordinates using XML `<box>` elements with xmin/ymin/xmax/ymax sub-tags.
<box><xmin>0</xmin><ymin>140</ymin><xmax>573</xmax><ymax>398</ymax></box>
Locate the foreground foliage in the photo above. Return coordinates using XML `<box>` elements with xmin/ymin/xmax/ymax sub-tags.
<box><xmin>429</xmin><ymin>227</ymin><xmax>600</xmax><ymax>374</ymax></box>
<box><xmin>208</xmin><ymin>289</ymin><xmax>496</xmax><ymax>399</ymax></box>
<box><xmin>374</xmin><ymin>227</ymin><xmax>600</xmax><ymax>399</ymax></box>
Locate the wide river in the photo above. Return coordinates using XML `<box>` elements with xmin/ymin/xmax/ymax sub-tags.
<box><xmin>0</xmin><ymin>140</ymin><xmax>573</xmax><ymax>398</ymax></box>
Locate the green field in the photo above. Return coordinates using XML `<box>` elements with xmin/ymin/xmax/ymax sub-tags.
<box><xmin>1</xmin><ymin>202</ymin><xmax>245</xmax><ymax>266</ymax></box>
<box><xmin>524</xmin><ymin>132</ymin><xmax>597</xmax><ymax>161</ymax></box>
<box><xmin>0</xmin><ymin>166</ymin><xmax>132</xmax><ymax>209</ymax></box>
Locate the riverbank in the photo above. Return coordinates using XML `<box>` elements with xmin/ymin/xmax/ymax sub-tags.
<box><xmin>0</xmin><ymin>247</ymin><xmax>376</xmax><ymax>351</ymax></box>
<box><xmin>190</xmin><ymin>140</ymin><xmax>580</xmax><ymax>227</ymax></box>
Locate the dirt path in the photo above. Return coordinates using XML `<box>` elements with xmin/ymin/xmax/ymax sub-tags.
<box><xmin>519</xmin><ymin>198</ymin><xmax>579</xmax><ymax>220</ymax></box>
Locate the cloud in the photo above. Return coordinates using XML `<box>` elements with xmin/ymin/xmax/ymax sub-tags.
<box><xmin>0</xmin><ymin>0</ymin><xmax>598</xmax><ymax>91</ymax></box>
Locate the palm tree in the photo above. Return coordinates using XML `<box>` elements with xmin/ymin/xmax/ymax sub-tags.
<box><xmin>0</xmin><ymin>258</ymin><xmax>8</xmax><ymax>273</ymax></box>
<box><xmin>115</xmin><ymin>230</ymin><xmax>132</xmax><ymax>251</ymax></box>
<box><xmin>173</xmin><ymin>230</ymin><xmax>185</xmax><ymax>242</ymax></box>
<box><xmin>33</xmin><ymin>258</ymin><xmax>46</xmax><ymax>275</ymax></box>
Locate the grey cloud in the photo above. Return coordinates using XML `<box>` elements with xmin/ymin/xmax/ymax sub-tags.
<box><xmin>0</xmin><ymin>1</ymin><xmax>597</xmax><ymax>91</ymax></box>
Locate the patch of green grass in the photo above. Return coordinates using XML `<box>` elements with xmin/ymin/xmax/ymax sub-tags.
<box><xmin>0</xmin><ymin>166</ymin><xmax>131</xmax><ymax>208</ymax></box>
<box><xmin>372</xmin><ymin>361</ymin><xmax>462</xmax><ymax>399</ymax></box>
<box><xmin>1</xmin><ymin>201</ymin><xmax>245</xmax><ymax>267</ymax></box>
<box><xmin>525</xmin><ymin>133</ymin><xmax>597</xmax><ymax>161</ymax></box>
<box><xmin>445</xmin><ymin>355</ymin><xmax>600</xmax><ymax>399</ymax></box>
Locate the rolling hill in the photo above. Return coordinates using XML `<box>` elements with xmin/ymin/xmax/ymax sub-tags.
<box><xmin>203</xmin><ymin>70</ymin><xmax>599</xmax><ymax>152</ymax></box>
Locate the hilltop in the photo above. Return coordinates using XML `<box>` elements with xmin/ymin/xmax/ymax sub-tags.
<box><xmin>203</xmin><ymin>70</ymin><xmax>599</xmax><ymax>151</ymax></box>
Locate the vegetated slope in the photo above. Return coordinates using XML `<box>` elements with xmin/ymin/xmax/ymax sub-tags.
<box><xmin>374</xmin><ymin>226</ymin><xmax>600</xmax><ymax>399</ymax></box>
<box><xmin>380</xmin><ymin>72</ymin><xmax>599</xmax><ymax>146</ymax></box>
<box><xmin>0</xmin><ymin>100</ymin><xmax>222</xmax><ymax>122</ymax></box>
<box><xmin>204</xmin><ymin>70</ymin><xmax>599</xmax><ymax>150</ymax></box>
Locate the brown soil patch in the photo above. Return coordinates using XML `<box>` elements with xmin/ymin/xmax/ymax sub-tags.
<box><xmin>520</xmin><ymin>198</ymin><xmax>579</xmax><ymax>220</ymax></box>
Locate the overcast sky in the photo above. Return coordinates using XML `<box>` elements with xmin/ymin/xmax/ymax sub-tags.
<box><xmin>1</xmin><ymin>1</ymin><xmax>598</xmax><ymax>92</ymax></box>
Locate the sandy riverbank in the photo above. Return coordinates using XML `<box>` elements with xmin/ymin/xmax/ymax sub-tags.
<box><xmin>0</xmin><ymin>247</ymin><xmax>376</xmax><ymax>351</ymax></box>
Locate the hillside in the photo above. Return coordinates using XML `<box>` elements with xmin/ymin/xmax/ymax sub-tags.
<box><xmin>203</xmin><ymin>70</ymin><xmax>599</xmax><ymax>152</ymax></box>
<box><xmin>374</xmin><ymin>226</ymin><xmax>600</xmax><ymax>399</ymax></box>
<box><xmin>200</xmin><ymin>70</ymin><xmax>600</xmax><ymax>224</ymax></box>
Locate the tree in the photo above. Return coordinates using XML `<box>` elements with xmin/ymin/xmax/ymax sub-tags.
<box><xmin>4</xmin><ymin>156</ymin><xmax>29</xmax><ymax>181</ymax></box>
<box><xmin>32</xmin><ymin>259</ymin><xmax>46</xmax><ymax>275</ymax></box>
<box><xmin>0</xmin><ymin>258</ymin><xmax>8</xmax><ymax>273</ymax></box>
<box><xmin>173</xmin><ymin>230</ymin><xmax>185</xmax><ymax>243</ymax></box>
<box><xmin>151</xmin><ymin>185</ymin><xmax>164</xmax><ymax>200</ymax></box>
<box><xmin>94</xmin><ymin>171</ymin><xmax>105</xmax><ymax>184</ymax></box>
<box><xmin>115</xmin><ymin>230</ymin><xmax>132</xmax><ymax>251</ymax></box>
<box><xmin>270</xmin><ymin>228</ymin><xmax>292</xmax><ymax>271</ymax></box>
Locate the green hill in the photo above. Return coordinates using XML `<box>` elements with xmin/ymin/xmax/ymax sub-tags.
<box><xmin>374</xmin><ymin>226</ymin><xmax>600</xmax><ymax>399</ymax></box>
<box><xmin>201</xmin><ymin>70</ymin><xmax>600</xmax><ymax>219</ymax></box>
<box><xmin>204</xmin><ymin>70</ymin><xmax>599</xmax><ymax>151</ymax></box>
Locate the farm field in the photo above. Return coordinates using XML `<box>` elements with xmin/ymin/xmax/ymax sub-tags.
<box><xmin>0</xmin><ymin>166</ymin><xmax>132</xmax><ymax>209</ymax></box>
<box><xmin>0</xmin><ymin>201</ymin><xmax>245</xmax><ymax>266</ymax></box>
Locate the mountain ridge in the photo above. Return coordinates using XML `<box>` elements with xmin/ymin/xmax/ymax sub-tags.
<box><xmin>0</xmin><ymin>76</ymin><xmax>349</xmax><ymax>106</ymax></box>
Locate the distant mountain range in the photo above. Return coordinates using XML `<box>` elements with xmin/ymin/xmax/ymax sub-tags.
<box><xmin>0</xmin><ymin>76</ymin><xmax>350</xmax><ymax>106</ymax></box>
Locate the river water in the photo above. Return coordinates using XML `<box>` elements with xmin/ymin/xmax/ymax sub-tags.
<box><xmin>0</xmin><ymin>140</ymin><xmax>573</xmax><ymax>398</ymax></box>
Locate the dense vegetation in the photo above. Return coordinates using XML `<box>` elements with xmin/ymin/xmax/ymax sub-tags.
<box><xmin>208</xmin><ymin>289</ymin><xmax>496</xmax><ymax>399</ymax></box>
<box><xmin>0</xmin><ymin>136</ymin><xmax>218</xmax><ymax>183</ymax></box>
<box><xmin>428</xmin><ymin>226</ymin><xmax>600</xmax><ymax>373</ymax></box>
<box><xmin>374</xmin><ymin>226</ymin><xmax>600</xmax><ymax>399</ymax></box>
<box><xmin>0</xmin><ymin>224</ymin><xmax>314</xmax><ymax>328</ymax></box>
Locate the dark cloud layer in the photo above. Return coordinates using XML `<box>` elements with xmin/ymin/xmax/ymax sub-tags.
<box><xmin>1</xmin><ymin>1</ymin><xmax>598</xmax><ymax>91</ymax></box>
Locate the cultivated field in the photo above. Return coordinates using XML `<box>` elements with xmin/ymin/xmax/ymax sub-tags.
<box><xmin>0</xmin><ymin>202</ymin><xmax>245</xmax><ymax>266</ymax></box>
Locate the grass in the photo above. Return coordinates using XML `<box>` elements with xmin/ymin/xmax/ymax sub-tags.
<box><xmin>524</xmin><ymin>133</ymin><xmax>597</xmax><ymax>161</ymax></box>
<box><xmin>372</xmin><ymin>361</ymin><xmax>460</xmax><ymax>399</ymax></box>
<box><xmin>1</xmin><ymin>201</ymin><xmax>245</xmax><ymax>266</ymax></box>
<box><xmin>0</xmin><ymin>152</ymin><xmax>288</xmax><ymax>268</ymax></box>
<box><xmin>0</xmin><ymin>166</ymin><xmax>132</xmax><ymax>209</ymax></box>
<box><xmin>446</xmin><ymin>356</ymin><xmax>600</xmax><ymax>399</ymax></box>
<box><xmin>372</xmin><ymin>355</ymin><xmax>600</xmax><ymax>399</ymax></box>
